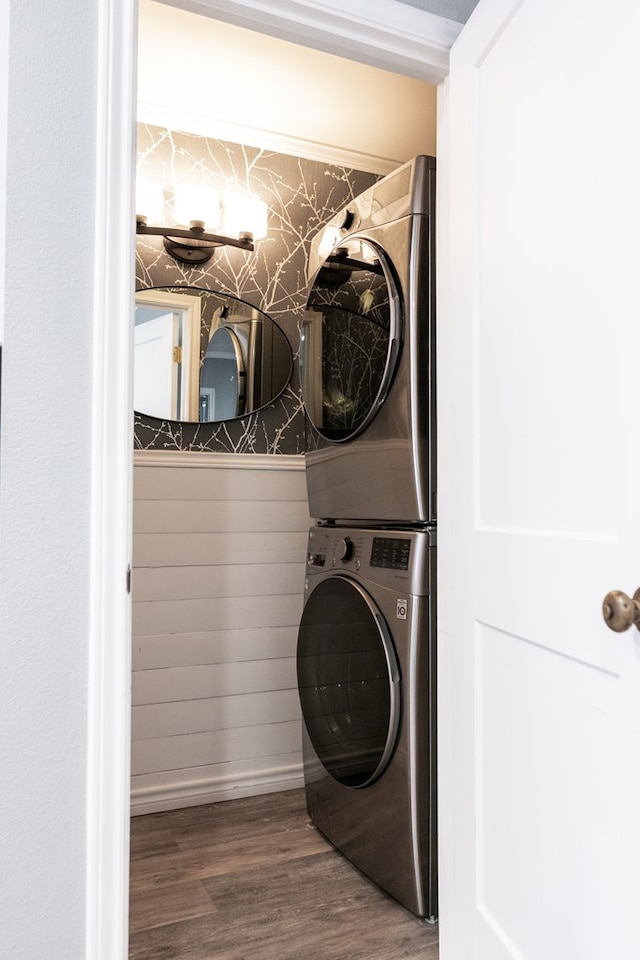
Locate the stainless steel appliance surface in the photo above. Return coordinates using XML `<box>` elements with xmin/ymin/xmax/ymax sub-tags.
<box><xmin>301</xmin><ymin>155</ymin><xmax>436</xmax><ymax>525</ymax></box>
<box><xmin>296</xmin><ymin>524</ymin><xmax>437</xmax><ymax>920</ymax></box>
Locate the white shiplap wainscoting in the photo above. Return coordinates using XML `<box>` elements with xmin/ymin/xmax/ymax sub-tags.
<box><xmin>131</xmin><ymin>450</ymin><xmax>311</xmax><ymax>815</ymax></box>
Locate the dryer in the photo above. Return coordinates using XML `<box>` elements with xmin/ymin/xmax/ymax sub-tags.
<box><xmin>296</xmin><ymin>524</ymin><xmax>437</xmax><ymax>919</ymax></box>
<box><xmin>300</xmin><ymin>155</ymin><xmax>436</xmax><ymax>525</ymax></box>
<box><xmin>202</xmin><ymin>305</ymin><xmax>282</xmax><ymax>421</ymax></box>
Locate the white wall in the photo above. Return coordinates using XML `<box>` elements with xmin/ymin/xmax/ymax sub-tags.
<box><xmin>0</xmin><ymin>0</ymin><xmax>8</xmax><ymax>344</ymax></box>
<box><xmin>1</xmin><ymin>1</ymin><xmax>97</xmax><ymax>956</ymax></box>
<box><xmin>131</xmin><ymin>452</ymin><xmax>310</xmax><ymax>813</ymax></box>
<box><xmin>138</xmin><ymin>0</ymin><xmax>438</xmax><ymax>171</ymax></box>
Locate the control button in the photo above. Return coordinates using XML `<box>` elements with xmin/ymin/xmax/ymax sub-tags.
<box><xmin>308</xmin><ymin>552</ymin><xmax>325</xmax><ymax>567</ymax></box>
<box><xmin>336</xmin><ymin>537</ymin><xmax>354</xmax><ymax>563</ymax></box>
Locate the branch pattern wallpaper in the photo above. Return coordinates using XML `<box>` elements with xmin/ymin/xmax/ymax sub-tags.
<box><xmin>135</xmin><ymin>124</ymin><xmax>378</xmax><ymax>454</ymax></box>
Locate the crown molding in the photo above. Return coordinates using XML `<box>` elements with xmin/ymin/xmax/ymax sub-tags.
<box><xmin>154</xmin><ymin>0</ymin><xmax>461</xmax><ymax>83</ymax></box>
<box><xmin>137</xmin><ymin>102</ymin><xmax>402</xmax><ymax>174</ymax></box>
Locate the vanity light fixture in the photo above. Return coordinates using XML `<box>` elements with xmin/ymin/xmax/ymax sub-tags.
<box><xmin>135</xmin><ymin>178</ymin><xmax>264</xmax><ymax>266</ymax></box>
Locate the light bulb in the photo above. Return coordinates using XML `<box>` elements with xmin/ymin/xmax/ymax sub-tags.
<box><xmin>224</xmin><ymin>194</ymin><xmax>268</xmax><ymax>241</ymax></box>
<box><xmin>174</xmin><ymin>184</ymin><xmax>220</xmax><ymax>230</ymax></box>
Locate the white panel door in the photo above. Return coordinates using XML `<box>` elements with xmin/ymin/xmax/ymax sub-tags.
<box><xmin>439</xmin><ymin>1</ymin><xmax>640</xmax><ymax>958</ymax></box>
<box><xmin>133</xmin><ymin>310</ymin><xmax>178</xmax><ymax>420</ymax></box>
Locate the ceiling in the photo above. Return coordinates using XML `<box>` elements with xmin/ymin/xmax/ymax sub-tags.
<box><xmin>394</xmin><ymin>0</ymin><xmax>480</xmax><ymax>22</ymax></box>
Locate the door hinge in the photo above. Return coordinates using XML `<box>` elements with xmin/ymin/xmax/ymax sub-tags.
<box><xmin>126</xmin><ymin>564</ymin><xmax>131</xmax><ymax>594</ymax></box>
<box><xmin>172</xmin><ymin>346</ymin><xmax>183</xmax><ymax>364</ymax></box>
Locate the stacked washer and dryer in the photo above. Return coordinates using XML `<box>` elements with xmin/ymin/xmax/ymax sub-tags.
<box><xmin>296</xmin><ymin>156</ymin><xmax>438</xmax><ymax>921</ymax></box>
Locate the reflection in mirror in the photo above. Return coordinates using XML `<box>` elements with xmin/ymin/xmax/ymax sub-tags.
<box><xmin>134</xmin><ymin>286</ymin><xmax>292</xmax><ymax>423</ymax></box>
<box><xmin>301</xmin><ymin>238</ymin><xmax>397</xmax><ymax>441</ymax></box>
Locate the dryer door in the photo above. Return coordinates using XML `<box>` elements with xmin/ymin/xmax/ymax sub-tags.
<box><xmin>301</xmin><ymin>237</ymin><xmax>402</xmax><ymax>442</ymax></box>
<box><xmin>296</xmin><ymin>575</ymin><xmax>401</xmax><ymax>788</ymax></box>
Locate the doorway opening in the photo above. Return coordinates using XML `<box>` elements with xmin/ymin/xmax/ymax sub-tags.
<box><xmin>128</xmin><ymin>1</ymin><xmax>452</xmax><ymax>956</ymax></box>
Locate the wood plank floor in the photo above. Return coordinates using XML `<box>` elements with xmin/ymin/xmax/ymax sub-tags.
<box><xmin>129</xmin><ymin>788</ymin><xmax>439</xmax><ymax>960</ymax></box>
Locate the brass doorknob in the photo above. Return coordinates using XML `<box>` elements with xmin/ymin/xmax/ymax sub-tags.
<box><xmin>602</xmin><ymin>588</ymin><xmax>640</xmax><ymax>632</ymax></box>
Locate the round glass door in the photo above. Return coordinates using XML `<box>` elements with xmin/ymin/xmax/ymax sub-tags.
<box><xmin>296</xmin><ymin>575</ymin><xmax>400</xmax><ymax>788</ymax></box>
<box><xmin>301</xmin><ymin>237</ymin><xmax>402</xmax><ymax>442</ymax></box>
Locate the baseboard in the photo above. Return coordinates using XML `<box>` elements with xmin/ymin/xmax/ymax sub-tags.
<box><xmin>130</xmin><ymin>761</ymin><xmax>304</xmax><ymax>815</ymax></box>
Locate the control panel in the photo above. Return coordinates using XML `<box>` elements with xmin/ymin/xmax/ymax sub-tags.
<box><xmin>307</xmin><ymin>528</ymin><xmax>365</xmax><ymax>572</ymax></box>
<box><xmin>370</xmin><ymin>537</ymin><xmax>411</xmax><ymax>570</ymax></box>
<box><xmin>305</xmin><ymin>526</ymin><xmax>434</xmax><ymax>597</ymax></box>
<box><xmin>335</xmin><ymin>537</ymin><xmax>354</xmax><ymax>563</ymax></box>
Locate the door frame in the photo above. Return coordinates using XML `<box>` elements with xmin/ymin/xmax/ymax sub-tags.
<box><xmin>86</xmin><ymin>1</ymin><xmax>137</xmax><ymax>957</ymax></box>
<box><xmin>95</xmin><ymin>2</ymin><xmax>462</xmax><ymax>958</ymax></box>
<box><xmin>157</xmin><ymin>0</ymin><xmax>461</xmax><ymax>83</ymax></box>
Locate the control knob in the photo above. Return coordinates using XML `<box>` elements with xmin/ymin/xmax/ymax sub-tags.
<box><xmin>336</xmin><ymin>537</ymin><xmax>354</xmax><ymax>563</ymax></box>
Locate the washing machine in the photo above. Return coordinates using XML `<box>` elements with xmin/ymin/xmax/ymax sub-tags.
<box><xmin>296</xmin><ymin>524</ymin><xmax>437</xmax><ymax>919</ymax></box>
<box><xmin>300</xmin><ymin>155</ymin><xmax>436</xmax><ymax>525</ymax></box>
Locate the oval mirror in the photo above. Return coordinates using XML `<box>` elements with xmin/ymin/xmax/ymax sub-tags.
<box><xmin>134</xmin><ymin>286</ymin><xmax>292</xmax><ymax>423</ymax></box>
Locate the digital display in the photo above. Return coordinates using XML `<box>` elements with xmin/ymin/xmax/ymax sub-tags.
<box><xmin>370</xmin><ymin>537</ymin><xmax>411</xmax><ymax>570</ymax></box>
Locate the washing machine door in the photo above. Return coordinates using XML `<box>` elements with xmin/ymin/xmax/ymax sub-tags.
<box><xmin>301</xmin><ymin>237</ymin><xmax>402</xmax><ymax>442</ymax></box>
<box><xmin>296</xmin><ymin>575</ymin><xmax>401</xmax><ymax>788</ymax></box>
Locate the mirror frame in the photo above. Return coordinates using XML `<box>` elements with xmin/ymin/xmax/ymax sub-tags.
<box><xmin>134</xmin><ymin>284</ymin><xmax>293</xmax><ymax>425</ymax></box>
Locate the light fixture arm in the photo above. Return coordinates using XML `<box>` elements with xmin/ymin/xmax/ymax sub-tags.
<box><xmin>135</xmin><ymin>218</ymin><xmax>254</xmax><ymax>266</ymax></box>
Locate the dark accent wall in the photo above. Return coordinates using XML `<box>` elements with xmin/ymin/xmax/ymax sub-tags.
<box><xmin>135</xmin><ymin>124</ymin><xmax>378</xmax><ymax>454</ymax></box>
